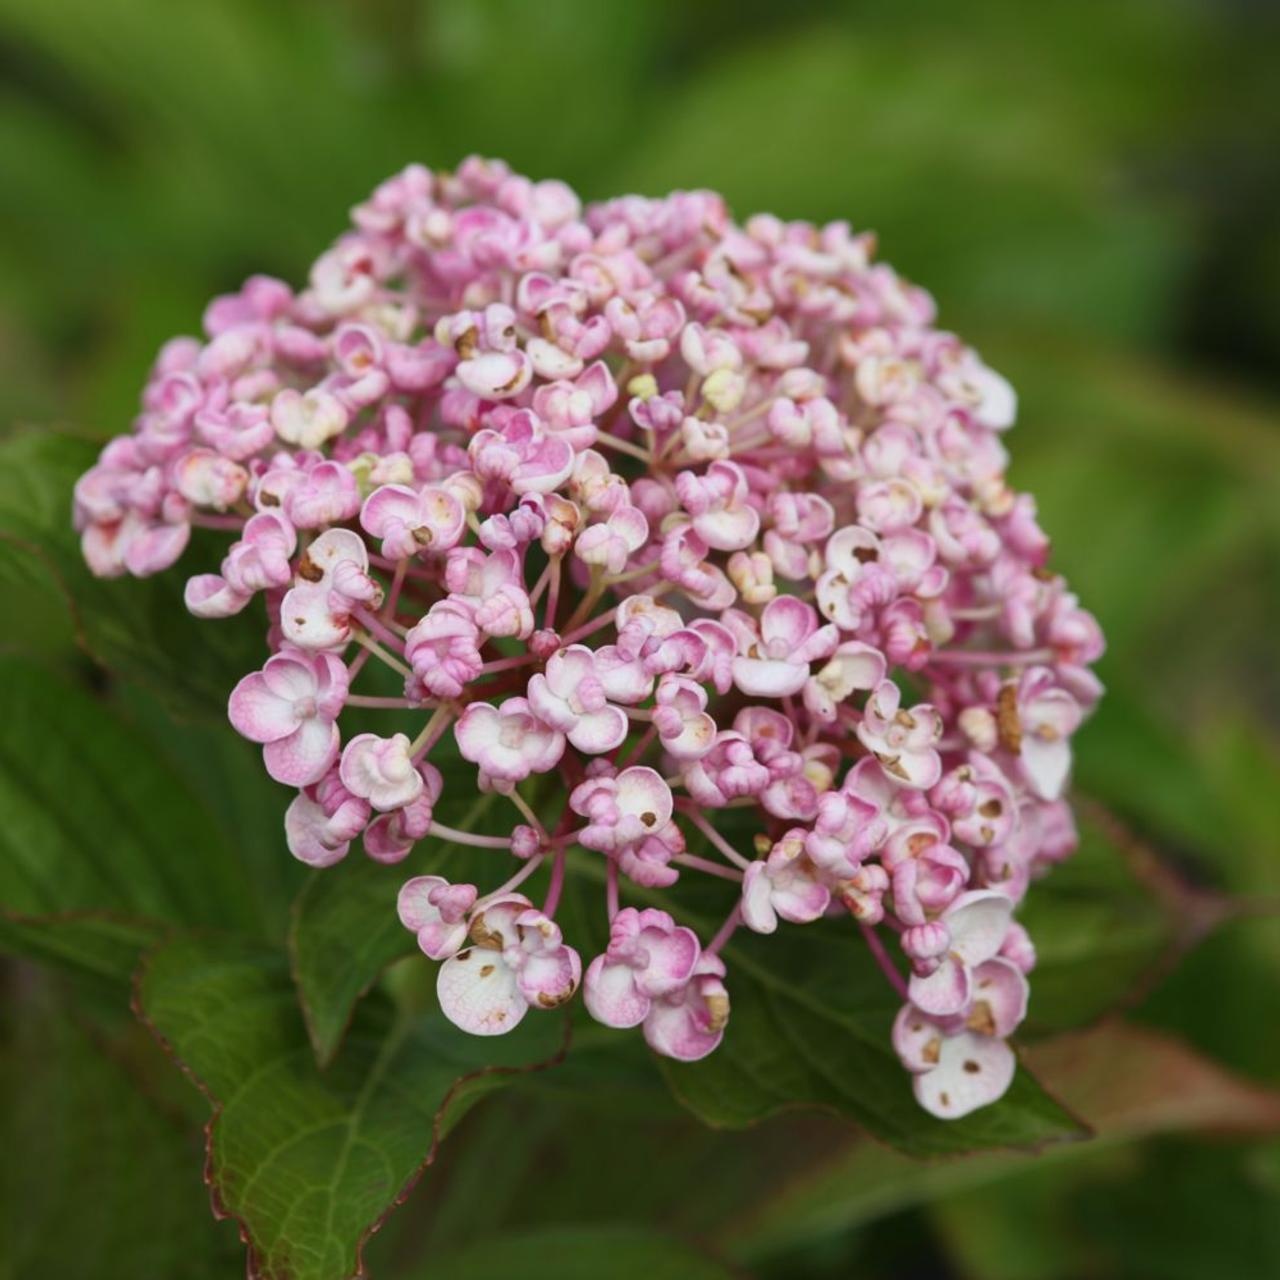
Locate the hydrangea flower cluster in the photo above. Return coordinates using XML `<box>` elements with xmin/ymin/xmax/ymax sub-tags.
<box><xmin>74</xmin><ymin>158</ymin><xmax>1103</xmax><ymax>1118</ymax></box>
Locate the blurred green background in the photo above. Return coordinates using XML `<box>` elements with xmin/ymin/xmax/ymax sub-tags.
<box><xmin>1</xmin><ymin>2</ymin><xmax>1279</xmax><ymax>1278</ymax></box>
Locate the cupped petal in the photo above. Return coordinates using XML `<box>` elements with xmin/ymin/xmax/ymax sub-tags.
<box><xmin>583</xmin><ymin>956</ymin><xmax>649</xmax><ymax>1028</ymax></box>
<box><xmin>945</xmin><ymin>890</ymin><xmax>1013</xmax><ymax>966</ymax></box>
<box><xmin>568</xmin><ymin>705</ymin><xmax>628</xmax><ymax>754</ymax></box>
<box><xmin>740</xmin><ymin>862</ymin><xmax>779</xmax><ymax>934</ymax></box>
<box><xmin>227</xmin><ymin>672</ymin><xmax>299</xmax><ymax>743</ymax></box>
<box><xmin>517</xmin><ymin>946</ymin><xmax>582</xmax><ymax>1009</ymax></box>
<box><xmin>732</xmin><ymin>655</ymin><xmax>809</xmax><ymax>698</ymax></box>
<box><xmin>262</xmin><ymin>717</ymin><xmax>339</xmax><ymax>787</ymax></box>
<box><xmin>966</xmin><ymin>958</ymin><xmax>1029</xmax><ymax>1038</ymax></box>
<box><xmin>908</xmin><ymin>954</ymin><xmax>971</xmax><ymax>1018</ymax></box>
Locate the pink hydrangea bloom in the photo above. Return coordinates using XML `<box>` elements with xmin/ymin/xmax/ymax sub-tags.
<box><xmin>75</xmin><ymin>157</ymin><xmax>1104</xmax><ymax>1115</ymax></box>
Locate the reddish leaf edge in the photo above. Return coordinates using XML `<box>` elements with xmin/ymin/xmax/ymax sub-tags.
<box><xmin>129</xmin><ymin>934</ymin><xmax>574</xmax><ymax>1280</ymax></box>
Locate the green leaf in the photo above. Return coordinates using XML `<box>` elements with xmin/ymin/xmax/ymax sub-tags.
<box><xmin>135</xmin><ymin>933</ymin><xmax>568</xmax><ymax>1280</ymax></box>
<box><xmin>660</xmin><ymin>918</ymin><xmax>1087</xmax><ymax>1157</ymax></box>
<box><xmin>0</xmin><ymin>428</ymin><xmax>264</xmax><ymax>720</ymax></box>
<box><xmin>716</xmin><ymin>1022</ymin><xmax>1280</xmax><ymax>1265</ymax></box>
<box><xmin>0</xmin><ymin>655</ymin><xmax>267</xmax><ymax>977</ymax></box>
<box><xmin>418</xmin><ymin>1224</ymin><xmax>732</xmax><ymax>1280</ymax></box>
<box><xmin>0</xmin><ymin>968</ymin><xmax>242</xmax><ymax>1278</ymax></box>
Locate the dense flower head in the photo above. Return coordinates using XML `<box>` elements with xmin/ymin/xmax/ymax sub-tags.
<box><xmin>75</xmin><ymin>157</ymin><xmax>1104</xmax><ymax>1115</ymax></box>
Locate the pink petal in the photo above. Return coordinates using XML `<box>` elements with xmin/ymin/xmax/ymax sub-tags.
<box><xmin>908</xmin><ymin>955</ymin><xmax>971</xmax><ymax>1018</ymax></box>
<box><xmin>583</xmin><ymin>956</ymin><xmax>649</xmax><ymax>1028</ymax></box>
<box><xmin>967</xmin><ymin>958</ymin><xmax>1029</xmax><ymax>1038</ymax></box>
<box><xmin>694</xmin><ymin>503</ymin><xmax>760</xmax><ymax>552</ymax></box>
<box><xmin>397</xmin><ymin>875</ymin><xmax>450</xmax><ymax>931</ymax></box>
<box><xmin>227</xmin><ymin>672</ymin><xmax>299</xmax><ymax>743</ymax></box>
<box><xmin>517</xmin><ymin>946</ymin><xmax>582</xmax><ymax>1009</ymax></box>
<box><xmin>633</xmin><ymin>923</ymin><xmax>700</xmax><ymax>997</ymax></box>
<box><xmin>760</xmin><ymin>595</ymin><xmax>817</xmax><ymax>648</ymax></box>
<box><xmin>568</xmin><ymin>706</ymin><xmax>628</xmax><ymax>754</ymax></box>
<box><xmin>262</xmin><ymin>717</ymin><xmax>339</xmax><ymax>787</ymax></box>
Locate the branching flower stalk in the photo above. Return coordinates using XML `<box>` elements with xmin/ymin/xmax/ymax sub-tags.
<box><xmin>73</xmin><ymin>157</ymin><xmax>1103</xmax><ymax>1117</ymax></box>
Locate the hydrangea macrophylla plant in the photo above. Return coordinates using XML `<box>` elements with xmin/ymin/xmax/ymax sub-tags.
<box><xmin>73</xmin><ymin>157</ymin><xmax>1103</xmax><ymax>1118</ymax></box>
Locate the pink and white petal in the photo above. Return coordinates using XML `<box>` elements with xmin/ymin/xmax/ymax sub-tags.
<box><xmin>283</xmin><ymin>795</ymin><xmax>350</xmax><ymax>868</ymax></box>
<box><xmin>437</xmin><ymin>950</ymin><xmax>528</xmax><ymax>1035</ymax></box>
<box><xmin>305</xmin><ymin>528</ymin><xmax>369</xmax><ymax>579</ymax></box>
<box><xmin>185</xmin><ymin>574</ymin><xmax>251</xmax><ymax>618</ymax></box>
<box><xmin>568</xmin><ymin>706</ymin><xmax>629</xmax><ymax>754</ymax></box>
<box><xmin>760</xmin><ymin>595</ymin><xmax>817</xmax><ymax>649</ymax></box>
<box><xmin>517</xmin><ymin>947</ymin><xmax>582</xmax><ymax>1009</ymax></box>
<box><xmin>262</xmin><ymin>718</ymin><xmax>339</xmax><ymax>787</ymax></box>
<box><xmin>773</xmin><ymin>876</ymin><xmax>831</xmax><ymax>924</ymax></box>
<box><xmin>227</xmin><ymin>672</ymin><xmax>298</xmax><ymax>743</ymax></box>
<box><xmin>454</xmin><ymin>704</ymin><xmax>502</xmax><ymax>764</ymax></box>
<box><xmin>360</xmin><ymin>484</ymin><xmax>419</xmax><ymax>537</ymax></box>
<box><xmin>665</xmin><ymin>711</ymin><xmax>717</xmax><ymax>760</ymax></box>
<box><xmin>740</xmin><ymin>862</ymin><xmax>779</xmax><ymax>934</ymax></box>
<box><xmin>694</xmin><ymin>504</ymin><xmax>760</xmax><ymax>552</ymax></box>
<box><xmin>732</xmin><ymin>656</ymin><xmax>809</xmax><ymax>698</ymax></box>
<box><xmin>583</xmin><ymin>956</ymin><xmax>649</xmax><ymax>1028</ymax></box>
<box><xmin>914</xmin><ymin>1032</ymin><xmax>1016</xmax><ymax>1118</ymax></box>
<box><xmin>281</xmin><ymin>584</ymin><xmax>349</xmax><ymax>650</ymax></box>
<box><xmin>419</xmin><ymin>919</ymin><xmax>469</xmax><ymax>961</ymax></box>
<box><xmin>946</xmin><ymin>891</ymin><xmax>1013</xmax><ymax>966</ymax></box>
<box><xmin>908</xmin><ymin>955</ymin><xmax>971</xmax><ymax>1018</ymax></box>
<box><xmin>633</xmin><ymin>924</ymin><xmax>701</xmax><ymax>996</ymax></box>
<box><xmin>967</xmin><ymin>958</ymin><xmax>1029</xmax><ymax>1038</ymax></box>
<box><xmin>617</xmin><ymin>767</ymin><xmax>674</xmax><ymax>828</ymax></box>
<box><xmin>642</xmin><ymin>988</ymin><xmax>726</xmax><ymax>1062</ymax></box>
<box><xmin>892</xmin><ymin>1004</ymin><xmax>947</xmax><ymax>1074</ymax></box>
<box><xmin>397</xmin><ymin>875</ymin><xmax>449</xmax><ymax>931</ymax></box>
<box><xmin>1021</xmin><ymin>734</ymin><xmax>1072</xmax><ymax>800</ymax></box>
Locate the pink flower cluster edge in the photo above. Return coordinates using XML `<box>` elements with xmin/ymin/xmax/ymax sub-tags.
<box><xmin>73</xmin><ymin>157</ymin><xmax>1103</xmax><ymax>1119</ymax></box>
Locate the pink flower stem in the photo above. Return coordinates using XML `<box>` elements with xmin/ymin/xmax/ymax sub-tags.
<box><xmin>594</xmin><ymin>430</ymin><xmax>651</xmax><ymax>463</ymax></box>
<box><xmin>426</xmin><ymin>822</ymin><xmax>512</xmax><ymax>850</ymax></box>
<box><xmin>602</xmin><ymin>558</ymin><xmax>662</xmax><ymax>586</ymax></box>
<box><xmin>705</xmin><ymin>905</ymin><xmax>743</xmax><ymax>957</ymax></box>
<box><xmin>543</xmin><ymin>557</ymin><xmax>562</xmax><ymax>630</ymax></box>
<box><xmin>527</xmin><ymin>561</ymin><xmax>552</xmax><ymax>608</ymax></box>
<box><xmin>618</xmin><ymin>723</ymin><xmax>657</xmax><ymax>769</ymax></box>
<box><xmin>381</xmin><ymin>558</ymin><xmax>408</xmax><ymax>621</ymax></box>
<box><xmin>542</xmin><ymin>845</ymin><xmax>567</xmax><ymax>916</ymax></box>
<box><xmin>478</xmin><ymin>651</ymin><xmax>538</xmax><ymax>676</ymax></box>
<box><xmin>345</xmin><ymin>694</ymin><xmax>421</xmax><ymax>709</ymax></box>
<box><xmin>346</xmin><ymin>647</ymin><xmax>373</xmax><ymax>681</ymax></box>
<box><xmin>561</xmin><ymin>606</ymin><xmax>618</xmax><ymax>645</ymax></box>
<box><xmin>606</xmin><ymin>855</ymin><xmax>620</xmax><ymax>922</ymax></box>
<box><xmin>476</xmin><ymin>852</ymin><xmax>546</xmax><ymax>909</ymax></box>
<box><xmin>861</xmin><ymin>923</ymin><xmax>909</xmax><ymax>999</ymax></box>
<box><xmin>680</xmin><ymin>807</ymin><xmax>752</xmax><ymax>870</ymax></box>
<box><xmin>353</xmin><ymin>631</ymin><xmax>413</xmax><ymax>680</ymax></box>
<box><xmin>369</xmin><ymin>553</ymin><xmax>436</xmax><ymax>583</ymax></box>
<box><xmin>410</xmin><ymin>705</ymin><xmax>454</xmax><ymax>759</ymax></box>
<box><xmin>673</xmin><ymin>853</ymin><xmax>743</xmax><ymax>883</ymax></box>
<box><xmin>353</xmin><ymin>607</ymin><xmax>408</xmax><ymax>651</ymax></box>
<box><xmin>928</xmin><ymin>647</ymin><xmax>1054</xmax><ymax>668</ymax></box>
<box><xmin>509</xmin><ymin>788</ymin><xmax>548</xmax><ymax>840</ymax></box>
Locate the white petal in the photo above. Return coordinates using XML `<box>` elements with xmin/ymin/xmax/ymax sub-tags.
<box><xmin>437</xmin><ymin>949</ymin><xmax>527</xmax><ymax>1036</ymax></box>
